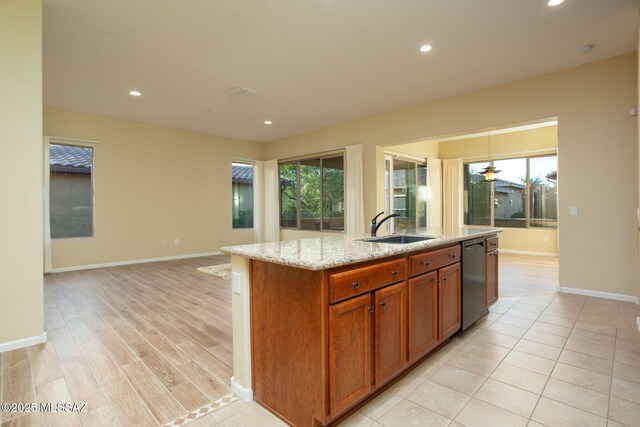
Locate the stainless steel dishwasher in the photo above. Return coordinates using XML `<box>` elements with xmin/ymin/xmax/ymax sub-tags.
<box><xmin>462</xmin><ymin>238</ymin><xmax>488</xmax><ymax>330</ymax></box>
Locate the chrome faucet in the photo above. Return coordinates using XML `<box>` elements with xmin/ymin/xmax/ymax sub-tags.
<box><xmin>370</xmin><ymin>211</ymin><xmax>400</xmax><ymax>237</ymax></box>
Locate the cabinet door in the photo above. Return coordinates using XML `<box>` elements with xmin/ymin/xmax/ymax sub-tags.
<box><xmin>408</xmin><ymin>272</ymin><xmax>438</xmax><ymax>363</ymax></box>
<box><xmin>374</xmin><ymin>281</ymin><xmax>407</xmax><ymax>385</ymax></box>
<box><xmin>439</xmin><ymin>263</ymin><xmax>461</xmax><ymax>341</ymax></box>
<box><xmin>486</xmin><ymin>250</ymin><xmax>499</xmax><ymax>307</ymax></box>
<box><xmin>329</xmin><ymin>293</ymin><xmax>373</xmax><ymax>417</ymax></box>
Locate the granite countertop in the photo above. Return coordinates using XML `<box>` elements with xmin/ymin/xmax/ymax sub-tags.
<box><xmin>220</xmin><ymin>227</ymin><xmax>502</xmax><ymax>271</ymax></box>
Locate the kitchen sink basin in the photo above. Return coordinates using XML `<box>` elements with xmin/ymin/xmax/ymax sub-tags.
<box><xmin>363</xmin><ymin>235</ymin><xmax>436</xmax><ymax>244</ymax></box>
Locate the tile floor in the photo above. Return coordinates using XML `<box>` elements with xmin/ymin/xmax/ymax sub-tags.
<box><xmin>187</xmin><ymin>293</ymin><xmax>640</xmax><ymax>427</ymax></box>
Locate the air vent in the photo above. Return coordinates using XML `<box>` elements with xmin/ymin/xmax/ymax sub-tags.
<box><xmin>228</xmin><ymin>86</ymin><xmax>258</xmax><ymax>98</ymax></box>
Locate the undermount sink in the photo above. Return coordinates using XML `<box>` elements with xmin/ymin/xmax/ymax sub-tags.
<box><xmin>363</xmin><ymin>235</ymin><xmax>436</xmax><ymax>244</ymax></box>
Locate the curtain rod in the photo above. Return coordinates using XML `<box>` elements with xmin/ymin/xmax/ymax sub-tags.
<box><xmin>278</xmin><ymin>147</ymin><xmax>346</xmax><ymax>163</ymax></box>
<box><xmin>48</xmin><ymin>135</ymin><xmax>100</xmax><ymax>144</ymax></box>
<box><xmin>458</xmin><ymin>148</ymin><xmax>557</xmax><ymax>162</ymax></box>
<box><xmin>384</xmin><ymin>149</ymin><xmax>427</xmax><ymax>164</ymax></box>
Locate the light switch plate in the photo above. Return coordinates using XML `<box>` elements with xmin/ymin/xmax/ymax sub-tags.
<box><xmin>569</xmin><ymin>206</ymin><xmax>578</xmax><ymax>217</ymax></box>
<box><xmin>232</xmin><ymin>272</ymin><xmax>241</xmax><ymax>294</ymax></box>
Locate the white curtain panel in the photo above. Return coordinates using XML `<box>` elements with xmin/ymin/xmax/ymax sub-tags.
<box><xmin>43</xmin><ymin>136</ymin><xmax>53</xmax><ymax>273</ymax></box>
<box><xmin>263</xmin><ymin>159</ymin><xmax>280</xmax><ymax>243</ymax></box>
<box><xmin>443</xmin><ymin>158</ymin><xmax>464</xmax><ymax>228</ymax></box>
<box><xmin>426</xmin><ymin>157</ymin><xmax>443</xmax><ymax>228</ymax></box>
<box><xmin>252</xmin><ymin>160</ymin><xmax>264</xmax><ymax>244</ymax></box>
<box><xmin>345</xmin><ymin>144</ymin><xmax>365</xmax><ymax>237</ymax></box>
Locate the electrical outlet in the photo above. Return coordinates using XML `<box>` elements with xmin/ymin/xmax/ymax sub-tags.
<box><xmin>161</xmin><ymin>240</ymin><xmax>165</xmax><ymax>246</ymax></box>
<box><xmin>569</xmin><ymin>206</ymin><xmax>578</xmax><ymax>217</ymax></box>
<box><xmin>174</xmin><ymin>239</ymin><xmax>180</xmax><ymax>245</ymax></box>
<box><xmin>543</xmin><ymin>236</ymin><xmax>549</xmax><ymax>242</ymax></box>
<box><xmin>232</xmin><ymin>272</ymin><xmax>241</xmax><ymax>294</ymax></box>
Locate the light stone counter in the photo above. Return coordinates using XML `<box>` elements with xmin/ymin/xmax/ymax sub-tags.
<box><xmin>221</xmin><ymin>226</ymin><xmax>502</xmax><ymax>271</ymax></box>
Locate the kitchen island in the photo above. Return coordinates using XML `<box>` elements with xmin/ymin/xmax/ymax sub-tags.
<box><xmin>221</xmin><ymin>227</ymin><xmax>501</xmax><ymax>427</ymax></box>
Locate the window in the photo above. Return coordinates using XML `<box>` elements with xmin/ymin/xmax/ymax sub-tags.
<box><xmin>493</xmin><ymin>158</ymin><xmax>526</xmax><ymax>228</ymax></box>
<box><xmin>49</xmin><ymin>144</ymin><xmax>94</xmax><ymax>238</ymax></box>
<box><xmin>464</xmin><ymin>155</ymin><xmax>557</xmax><ymax>229</ymax></box>
<box><xmin>464</xmin><ymin>162</ymin><xmax>491</xmax><ymax>226</ymax></box>
<box><xmin>530</xmin><ymin>156</ymin><xmax>558</xmax><ymax>228</ymax></box>
<box><xmin>232</xmin><ymin>162</ymin><xmax>254</xmax><ymax>228</ymax></box>
<box><xmin>279</xmin><ymin>154</ymin><xmax>344</xmax><ymax>231</ymax></box>
<box><xmin>385</xmin><ymin>156</ymin><xmax>427</xmax><ymax>232</ymax></box>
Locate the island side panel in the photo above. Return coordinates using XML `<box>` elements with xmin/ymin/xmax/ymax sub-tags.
<box><xmin>231</xmin><ymin>255</ymin><xmax>253</xmax><ymax>401</ymax></box>
<box><xmin>251</xmin><ymin>260</ymin><xmax>327</xmax><ymax>427</ymax></box>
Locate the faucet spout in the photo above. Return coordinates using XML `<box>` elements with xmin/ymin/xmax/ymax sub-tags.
<box><xmin>370</xmin><ymin>212</ymin><xmax>401</xmax><ymax>237</ymax></box>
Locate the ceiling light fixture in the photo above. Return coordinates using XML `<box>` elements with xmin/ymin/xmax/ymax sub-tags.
<box><xmin>547</xmin><ymin>0</ymin><xmax>564</xmax><ymax>6</ymax></box>
<box><xmin>419</xmin><ymin>45</ymin><xmax>432</xmax><ymax>53</ymax></box>
<box><xmin>129</xmin><ymin>90</ymin><xmax>142</xmax><ymax>96</ymax></box>
<box><xmin>480</xmin><ymin>132</ymin><xmax>501</xmax><ymax>182</ymax></box>
<box><xmin>264</xmin><ymin>120</ymin><xmax>272</xmax><ymax>125</ymax></box>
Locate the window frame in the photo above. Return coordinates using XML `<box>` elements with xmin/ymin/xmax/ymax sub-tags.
<box><xmin>464</xmin><ymin>153</ymin><xmax>558</xmax><ymax>230</ymax></box>
<box><xmin>49</xmin><ymin>141</ymin><xmax>95</xmax><ymax>240</ymax></box>
<box><xmin>278</xmin><ymin>150</ymin><xmax>346</xmax><ymax>233</ymax></box>
<box><xmin>231</xmin><ymin>160</ymin><xmax>255</xmax><ymax>230</ymax></box>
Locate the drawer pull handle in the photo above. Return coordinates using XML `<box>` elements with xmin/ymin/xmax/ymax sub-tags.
<box><xmin>450</xmin><ymin>254</ymin><xmax>457</xmax><ymax>258</ymax></box>
<box><xmin>391</xmin><ymin>270</ymin><xmax>398</xmax><ymax>277</ymax></box>
<box><xmin>422</xmin><ymin>261</ymin><xmax>430</xmax><ymax>266</ymax></box>
<box><xmin>352</xmin><ymin>281</ymin><xmax>360</xmax><ymax>289</ymax></box>
<box><xmin>380</xmin><ymin>301</ymin><xmax>386</xmax><ymax>307</ymax></box>
<box><xmin>367</xmin><ymin>306</ymin><xmax>374</xmax><ymax>312</ymax></box>
<box><xmin>443</xmin><ymin>277</ymin><xmax>448</xmax><ymax>282</ymax></box>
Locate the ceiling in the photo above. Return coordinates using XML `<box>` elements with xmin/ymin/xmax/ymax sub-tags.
<box><xmin>43</xmin><ymin>0</ymin><xmax>638</xmax><ymax>142</ymax></box>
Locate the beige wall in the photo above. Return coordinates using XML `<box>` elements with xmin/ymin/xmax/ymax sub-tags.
<box><xmin>0</xmin><ymin>0</ymin><xmax>45</xmax><ymax>344</ymax></box>
<box><xmin>388</xmin><ymin>139</ymin><xmax>439</xmax><ymax>159</ymax></box>
<box><xmin>500</xmin><ymin>229</ymin><xmax>558</xmax><ymax>255</ymax></box>
<box><xmin>265</xmin><ymin>54</ymin><xmax>639</xmax><ymax>298</ymax></box>
<box><xmin>44</xmin><ymin>108</ymin><xmax>265</xmax><ymax>269</ymax></box>
<box><xmin>438</xmin><ymin>126</ymin><xmax>558</xmax><ymax>160</ymax></box>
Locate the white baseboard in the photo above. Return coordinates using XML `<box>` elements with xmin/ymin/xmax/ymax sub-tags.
<box><xmin>230</xmin><ymin>376</ymin><xmax>253</xmax><ymax>402</ymax></box>
<box><xmin>558</xmin><ymin>286</ymin><xmax>639</xmax><ymax>304</ymax></box>
<box><xmin>0</xmin><ymin>332</ymin><xmax>48</xmax><ymax>353</ymax></box>
<box><xmin>499</xmin><ymin>249</ymin><xmax>558</xmax><ymax>257</ymax></box>
<box><xmin>50</xmin><ymin>251</ymin><xmax>224</xmax><ymax>273</ymax></box>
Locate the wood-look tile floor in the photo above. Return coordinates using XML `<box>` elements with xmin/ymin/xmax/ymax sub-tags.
<box><xmin>182</xmin><ymin>294</ymin><xmax>640</xmax><ymax>427</ymax></box>
<box><xmin>3</xmin><ymin>254</ymin><xmax>638</xmax><ymax>427</ymax></box>
<box><xmin>499</xmin><ymin>253</ymin><xmax>558</xmax><ymax>297</ymax></box>
<box><xmin>1</xmin><ymin>255</ymin><xmax>233</xmax><ymax>427</ymax></box>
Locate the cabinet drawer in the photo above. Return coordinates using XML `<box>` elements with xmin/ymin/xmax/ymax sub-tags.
<box><xmin>486</xmin><ymin>236</ymin><xmax>498</xmax><ymax>252</ymax></box>
<box><xmin>329</xmin><ymin>259</ymin><xmax>406</xmax><ymax>304</ymax></box>
<box><xmin>409</xmin><ymin>245</ymin><xmax>461</xmax><ymax>277</ymax></box>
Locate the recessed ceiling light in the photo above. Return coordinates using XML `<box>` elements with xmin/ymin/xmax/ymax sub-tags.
<box><xmin>419</xmin><ymin>45</ymin><xmax>433</xmax><ymax>53</ymax></box>
<box><xmin>129</xmin><ymin>90</ymin><xmax>142</xmax><ymax>96</ymax></box>
<box><xmin>548</xmin><ymin>0</ymin><xmax>564</xmax><ymax>6</ymax></box>
<box><xmin>264</xmin><ymin>120</ymin><xmax>272</xmax><ymax>125</ymax></box>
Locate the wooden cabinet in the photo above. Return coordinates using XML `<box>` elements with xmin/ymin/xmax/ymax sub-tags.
<box><xmin>486</xmin><ymin>250</ymin><xmax>498</xmax><ymax>307</ymax></box>
<box><xmin>409</xmin><ymin>245</ymin><xmax>460</xmax><ymax>277</ymax></box>
<box><xmin>374</xmin><ymin>282</ymin><xmax>407</xmax><ymax>385</ymax></box>
<box><xmin>329</xmin><ymin>293</ymin><xmax>373</xmax><ymax>417</ymax></box>
<box><xmin>329</xmin><ymin>281</ymin><xmax>407</xmax><ymax>417</ymax></box>
<box><xmin>251</xmin><ymin>241</ymin><xmax>486</xmax><ymax>427</ymax></box>
<box><xmin>329</xmin><ymin>258</ymin><xmax>406</xmax><ymax>303</ymax></box>
<box><xmin>439</xmin><ymin>263</ymin><xmax>461</xmax><ymax>341</ymax></box>
<box><xmin>408</xmin><ymin>271</ymin><xmax>438</xmax><ymax>362</ymax></box>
